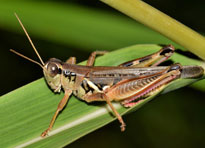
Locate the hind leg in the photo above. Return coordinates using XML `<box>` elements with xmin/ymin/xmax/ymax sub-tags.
<box><xmin>119</xmin><ymin>45</ymin><xmax>175</xmax><ymax>67</ymax></box>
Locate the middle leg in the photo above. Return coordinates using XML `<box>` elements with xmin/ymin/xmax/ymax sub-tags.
<box><xmin>86</xmin><ymin>51</ymin><xmax>108</xmax><ymax>66</ymax></box>
<box><xmin>84</xmin><ymin>92</ymin><xmax>126</xmax><ymax>131</ymax></box>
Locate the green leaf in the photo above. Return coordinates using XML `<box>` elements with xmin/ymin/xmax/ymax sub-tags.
<box><xmin>0</xmin><ymin>44</ymin><xmax>204</xmax><ymax>148</ymax></box>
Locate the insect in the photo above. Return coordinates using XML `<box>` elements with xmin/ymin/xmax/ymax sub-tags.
<box><xmin>11</xmin><ymin>14</ymin><xmax>204</xmax><ymax>137</ymax></box>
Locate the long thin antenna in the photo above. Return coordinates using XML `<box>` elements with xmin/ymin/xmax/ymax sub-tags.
<box><xmin>14</xmin><ymin>13</ymin><xmax>45</xmax><ymax>66</ymax></box>
<box><xmin>10</xmin><ymin>49</ymin><xmax>44</xmax><ymax>69</ymax></box>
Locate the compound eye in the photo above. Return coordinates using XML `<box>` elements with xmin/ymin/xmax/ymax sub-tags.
<box><xmin>47</xmin><ymin>63</ymin><xmax>59</xmax><ymax>77</ymax></box>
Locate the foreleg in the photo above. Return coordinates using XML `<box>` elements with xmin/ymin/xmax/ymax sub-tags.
<box><xmin>66</xmin><ymin>57</ymin><xmax>76</xmax><ymax>64</ymax></box>
<box><xmin>41</xmin><ymin>90</ymin><xmax>72</xmax><ymax>137</ymax></box>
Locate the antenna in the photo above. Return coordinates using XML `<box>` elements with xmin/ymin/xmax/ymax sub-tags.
<box><xmin>10</xmin><ymin>49</ymin><xmax>44</xmax><ymax>69</ymax></box>
<box><xmin>14</xmin><ymin>13</ymin><xmax>45</xmax><ymax>66</ymax></box>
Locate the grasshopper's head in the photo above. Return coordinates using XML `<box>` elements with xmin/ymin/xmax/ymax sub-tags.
<box><xmin>43</xmin><ymin>58</ymin><xmax>63</xmax><ymax>93</ymax></box>
<box><xmin>10</xmin><ymin>14</ymin><xmax>65</xmax><ymax>93</ymax></box>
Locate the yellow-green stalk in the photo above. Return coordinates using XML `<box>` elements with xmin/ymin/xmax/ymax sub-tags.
<box><xmin>101</xmin><ymin>0</ymin><xmax>205</xmax><ymax>60</ymax></box>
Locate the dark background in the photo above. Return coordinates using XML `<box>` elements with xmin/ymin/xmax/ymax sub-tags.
<box><xmin>0</xmin><ymin>0</ymin><xmax>204</xmax><ymax>148</ymax></box>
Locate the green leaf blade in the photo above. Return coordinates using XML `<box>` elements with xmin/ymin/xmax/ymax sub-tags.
<box><xmin>0</xmin><ymin>44</ymin><xmax>204</xmax><ymax>148</ymax></box>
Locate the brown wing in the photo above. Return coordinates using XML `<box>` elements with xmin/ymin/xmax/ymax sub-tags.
<box><xmin>105</xmin><ymin>64</ymin><xmax>181</xmax><ymax>105</ymax></box>
<box><xmin>86</xmin><ymin>66</ymin><xmax>168</xmax><ymax>86</ymax></box>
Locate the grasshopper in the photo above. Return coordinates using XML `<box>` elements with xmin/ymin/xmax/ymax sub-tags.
<box><xmin>11</xmin><ymin>14</ymin><xmax>204</xmax><ymax>137</ymax></box>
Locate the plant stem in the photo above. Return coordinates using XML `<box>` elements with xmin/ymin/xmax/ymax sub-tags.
<box><xmin>100</xmin><ymin>0</ymin><xmax>205</xmax><ymax>60</ymax></box>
